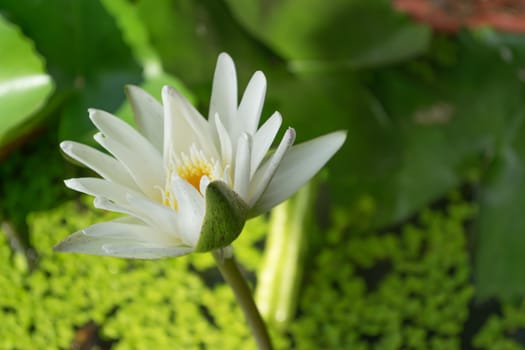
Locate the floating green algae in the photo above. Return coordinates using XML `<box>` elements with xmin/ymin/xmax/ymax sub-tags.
<box><xmin>474</xmin><ymin>299</ymin><xmax>525</xmax><ymax>350</ymax></box>
<box><xmin>2</xmin><ymin>185</ymin><xmax>525</xmax><ymax>349</ymax></box>
<box><xmin>0</xmin><ymin>196</ymin><xmax>286</xmax><ymax>350</ymax></box>
<box><xmin>292</xmin><ymin>197</ymin><xmax>478</xmax><ymax>350</ymax></box>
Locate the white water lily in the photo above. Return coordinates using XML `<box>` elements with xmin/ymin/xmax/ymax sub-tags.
<box><xmin>55</xmin><ymin>53</ymin><xmax>346</xmax><ymax>259</ymax></box>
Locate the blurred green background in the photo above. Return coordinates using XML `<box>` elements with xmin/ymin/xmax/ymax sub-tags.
<box><xmin>1</xmin><ymin>0</ymin><xmax>525</xmax><ymax>349</ymax></box>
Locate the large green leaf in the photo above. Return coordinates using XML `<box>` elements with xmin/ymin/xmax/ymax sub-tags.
<box><xmin>100</xmin><ymin>0</ymin><xmax>194</xmax><ymax>126</ymax></box>
<box><xmin>475</xmin><ymin>115</ymin><xmax>525</xmax><ymax>300</ymax></box>
<box><xmin>224</xmin><ymin>0</ymin><xmax>430</xmax><ymax>70</ymax></box>
<box><xmin>330</xmin><ymin>31</ymin><xmax>525</xmax><ymax>230</ymax></box>
<box><xmin>135</xmin><ymin>0</ymin><xmax>278</xmax><ymax>101</ymax></box>
<box><xmin>471</xmin><ymin>31</ymin><xmax>525</xmax><ymax>300</ymax></box>
<box><xmin>0</xmin><ymin>16</ymin><xmax>54</xmax><ymax>150</ymax></box>
<box><xmin>1</xmin><ymin>0</ymin><xmax>142</xmax><ymax>143</ymax></box>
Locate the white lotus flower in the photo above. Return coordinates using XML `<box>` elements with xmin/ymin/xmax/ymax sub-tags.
<box><xmin>54</xmin><ymin>53</ymin><xmax>346</xmax><ymax>259</ymax></box>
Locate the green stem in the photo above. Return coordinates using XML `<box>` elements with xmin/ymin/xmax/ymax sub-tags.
<box><xmin>213</xmin><ymin>251</ymin><xmax>273</xmax><ymax>350</ymax></box>
<box><xmin>255</xmin><ymin>181</ymin><xmax>315</xmax><ymax>327</ymax></box>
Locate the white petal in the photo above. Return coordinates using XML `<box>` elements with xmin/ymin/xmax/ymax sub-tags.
<box><xmin>93</xmin><ymin>195</ymin><xmax>182</xmax><ymax>243</ymax></box>
<box><xmin>54</xmin><ymin>227</ymin><xmax>192</xmax><ymax>259</ymax></box>
<box><xmin>247</xmin><ymin>128</ymin><xmax>296</xmax><ymax>207</ymax></box>
<box><xmin>54</xmin><ymin>230</ymin><xmax>125</xmax><ymax>255</ymax></box>
<box><xmin>90</xmin><ymin>110</ymin><xmax>163</xmax><ymax>199</ymax></box>
<box><xmin>101</xmin><ymin>242</ymin><xmax>193</xmax><ymax>259</ymax></box>
<box><xmin>94</xmin><ymin>197</ymin><xmax>154</xmax><ymax>224</ymax></box>
<box><xmin>125</xmin><ymin>85</ymin><xmax>164</xmax><ymax>151</ymax></box>
<box><xmin>169</xmin><ymin>176</ymin><xmax>205</xmax><ymax>247</ymax></box>
<box><xmin>64</xmin><ymin>177</ymin><xmax>142</xmax><ymax>205</ymax></box>
<box><xmin>83</xmin><ymin>217</ymin><xmax>172</xmax><ymax>244</ymax></box>
<box><xmin>199</xmin><ymin>175</ymin><xmax>211</xmax><ymax>194</ymax></box>
<box><xmin>233</xmin><ymin>133</ymin><xmax>251</xmax><ymax>200</ymax></box>
<box><xmin>238</xmin><ymin>71</ymin><xmax>266</xmax><ymax>136</ymax></box>
<box><xmin>67</xmin><ymin>179</ymin><xmax>180</xmax><ymax>237</ymax></box>
<box><xmin>214</xmin><ymin>113</ymin><xmax>233</xmax><ymax>166</ymax></box>
<box><xmin>221</xmin><ymin>165</ymin><xmax>233</xmax><ymax>188</ymax></box>
<box><xmin>209</xmin><ymin>53</ymin><xmax>237</xmax><ymax>135</ymax></box>
<box><xmin>251</xmin><ymin>131</ymin><xmax>347</xmax><ymax>216</ymax></box>
<box><xmin>162</xmin><ymin>86</ymin><xmax>216</xmax><ymax>163</ymax></box>
<box><xmin>60</xmin><ymin>141</ymin><xmax>137</xmax><ymax>189</ymax></box>
<box><xmin>124</xmin><ymin>192</ymin><xmax>185</xmax><ymax>242</ymax></box>
<box><xmin>250</xmin><ymin>112</ymin><xmax>282</xmax><ymax>178</ymax></box>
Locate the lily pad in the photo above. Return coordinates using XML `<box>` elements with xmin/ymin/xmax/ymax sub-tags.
<box><xmin>224</xmin><ymin>0</ymin><xmax>430</xmax><ymax>70</ymax></box>
<box><xmin>1</xmin><ymin>0</ymin><xmax>142</xmax><ymax>144</ymax></box>
<box><xmin>0</xmin><ymin>16</ymin><xmax>54</xmax><ymax>150</ymax></box>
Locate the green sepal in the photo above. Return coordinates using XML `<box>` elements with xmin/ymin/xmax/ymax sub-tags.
<box><xmin>195</xmin><ymin>181</ymin><xmax>248</xmax><ymax>252</ymax></box>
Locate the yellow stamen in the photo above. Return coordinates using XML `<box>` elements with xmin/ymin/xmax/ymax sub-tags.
<box><xmin>161</xmin><ymin>145</ymin><xmax>215</xmax><ymax>211</ymax></box>
<box><xmin>177</xmin><ymin>160</ymin><xmax>212</xmax><ymax>190</ymax></box>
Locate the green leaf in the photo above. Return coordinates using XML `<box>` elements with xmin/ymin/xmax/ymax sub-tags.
<box><xmin>99</xmin><ymin>0</ymin><xmax>195</xmax><ymax>127</ymax></box>
<box><xmin>135</xmin><ymin>0</ymin><xmax>275</xmax><ymax>96</ymax></box>
<box><xmin>224</xmin><ymin>0</ymin><xmax>430</xmax><ymax>70</ymax></box>
<box><xmin>0</xmin><ymin>16</ymin><xmax>54</xmax><ymax>149</ymax></box>
<box><xmin>475</xmin><ymin>114</ymin><xmax>525</xmax><ymax>301</ymax></box>
<box><xmin>329</xmin><ymin>31</ymin><xmax>525</xmax><ymax>230</ymax></box>
<box><xmin>100</xmin><ymin>0</ymin><xmax>161</xmax><ymax>71</ymax></box>
<box><xmin>473</xmin><ymin>30</ymin><xmax>525</xmax><ymax>300</ymax></box>
<box><xmin>1</xmin><ymin>0</ymin><xmax>142</xmax><ymax>143</ymax></box>
<box><xmin>195</xmin><ymin>181</ymin><xmax>248</xmax><ymax>252</ymax></box>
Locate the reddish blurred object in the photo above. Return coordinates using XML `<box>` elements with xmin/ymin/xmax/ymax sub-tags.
<box><xmin>393</xmin><ymin>0</ymin><xmax>525</xmax><ymax>33</ymax></box>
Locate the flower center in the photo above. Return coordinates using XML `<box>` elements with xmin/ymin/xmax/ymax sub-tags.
<box><xmin>161</xmin><ymin>144</ymin><xmax>216</xmax><ymax>210</ymax></box>
<box><xmin>177</xmin><ymin>158</ymin><xmax>212</xmax><ymax>190</ymax></box>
